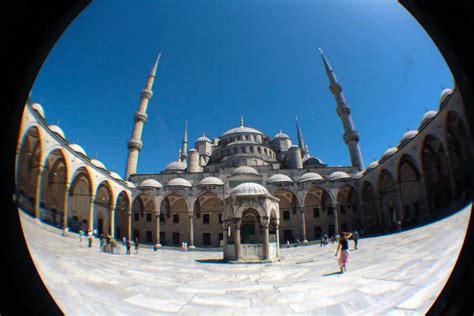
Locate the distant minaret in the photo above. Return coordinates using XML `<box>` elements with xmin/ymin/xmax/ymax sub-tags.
<box><xmin>125</xmin><ymin>53</ymin><xmax>161</xmax><ymax>180</ymax></box>
<box><xmin>319</xmin><ymin>48</ymin><xmax>364</xmax><ymax>171</ymax></box>
<box><xmin>179</xmin><ymin>120</ymin><xmax>188</xmax><ymax>162</ymax></box>
<box><xmin>296</xmin><ymin>116</ymin><xmax>307</xmax><ymax>158</ymax></box>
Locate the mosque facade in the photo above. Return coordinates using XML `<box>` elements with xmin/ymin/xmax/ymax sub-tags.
<box><xmin>15</xmin><ymin>51</ymin><xmax>474</xmax><ymax>261</ymax></box>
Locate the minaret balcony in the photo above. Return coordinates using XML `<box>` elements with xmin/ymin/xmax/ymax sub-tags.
<box><xmin>343</xmin><ymin>131</ymin><xmax>360</xmax><ymax>144</ymax></box>
<box><xmin>134</xmin><ymin>111</ymin><xmax>148</xmax><ymax>123</ymax></box>
<box><xmin>141</xmin><ymin>88</ymin><xmax>153</xmax><ymax>100</ymax></box>
<box><xmin>128</xmin><ymin>138</ymin><xmax>143</xmax><ymax>150</ymax></box>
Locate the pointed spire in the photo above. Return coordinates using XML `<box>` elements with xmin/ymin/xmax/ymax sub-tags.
<box><xmin>150</xmin><ymin>53</ymin><xmax>161</xmax><ymax>77</ymax></box>
<box><xmin>180</xmin><ymin>120</ymin><xmax>188</xmax><ymax>161</ymax></box>
<box><xmin>318</xmin><ymin>48</ymin><xmax>338</xmax><ymax>84</ymax></box>
<box><xmin>240</xmin><ymin>115</ymin><xmax>244</xmax><ymax>127</ymax></box>
<box><xmin>296</xmin><ymin>116</ymin><xmax>306</xmax><ymax>157</ymax></box>
<box><xmin>183</xmin><ymin>120</ymin><xmax>188</xmax><ymax>143</ymax></box>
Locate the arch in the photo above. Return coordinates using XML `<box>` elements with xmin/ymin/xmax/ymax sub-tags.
<box><xmin>93</xmin><ymin>181</ymin><xmax>113</xmax><ymax>236</ymax></box>
<box><xmin>159</xmin><ymin>192</ymin><xmax>190</xmax><ymax>246</ymax></box>
<box><xmin>15</xmin><ymin>126</ymin><xmax>42</xmax><ymax>216</ymax></box>
<box><xmin>362</xmin><ymin>181</ymin><xmax>380</xmax><ymax>233</ymax></box>
<box><xmin>38</xmin><ymin>148</ymin><xmax>68</xmax><ymax>227</ymax></box>
<box><xmin>67</xmin><ymin>167</ymin><xmax>93</xmax><ymax>232</ymax></box>
<box><xmin>240</xmin><ymin>208</ymin><xmax>262</xmax><ymax>244</ymax></box>
<box><xmin>193</xmin><ymin>191</ymin><xmax>224</xmax><ymax>247</ymax></box>
<box><xmin>303</xmin><ymin>185</ymin><xmax>333</xmax><ymax>241</ymax></box>
<box><xmin>422</xmin><ymin>134</ymin><xmax>451</xmax><ymax>213</ymax></box>
<box><xmin>132</xmin><ymin>193</ymin><xmax>157</xmax><ymax>243</ymax></box>
<box><xmin>397</xmin><ymin>154</ymin><xmax>424</xmax><ymax>226</ymax></box>
<box><xmin>114</xmin><ymin>191</ymin><xmax>130</xmax><ymax>240</ymax></box>
<box><xmin>336</xmin><ymin>184</ymin><xmax>360</xmax><ymax>233</ymax></box>
<box><xmin>376</xmin><ymin>169</ymin><xmax>399</xmax><ymax>229</ymax></box>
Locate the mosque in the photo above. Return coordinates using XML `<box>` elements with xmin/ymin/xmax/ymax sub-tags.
<box><xmin>15</xmin><ymin>50</ymin><xmax>474</xmax><ymax>262</ymax></box>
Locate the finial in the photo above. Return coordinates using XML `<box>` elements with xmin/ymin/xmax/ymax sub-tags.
<box><xmin>150</xmin><ymin>53</ymin><xmax>161</xmax><ymax>77</ymax></box>
<box><xmin>240</xmin><ymin>115</ymin><xmax>244</xmax><ymax>127</ymax></box>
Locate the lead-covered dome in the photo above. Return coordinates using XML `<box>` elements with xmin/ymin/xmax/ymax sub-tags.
<box><xmin>232</xmin><ymin>166</ymin><xmax>259</xmax><ymax>176</ymax></box>
<box><xmin>419</xmin><ymin>111</ymin><xmax>437</xmax><ymax>129</ymax></box>
<box><xmin>267</xmin><ymin>174</ymin><xmax>293</xmax><ymax>184</ymax></box>
<box><xmin>199</xmin><ymin>176</ymin><xmax>224</xmax><ymax>186</ymax></box>
<box><xmin>31</xmin><ymin>103</ymin><xmax>45</xmax><ymax>118</ymax></box>
<box><xmin>196</xmin><ymin>134</ymin><xmax>211</xmax><ymax>143</ymax></box>
<box><xmin>110</xmin><ymin>172</ymin><xmax>122</xmax><ymax>180</ymax></box>
<box><xmin>229</xmin><ymin>182</ymin><xmax>269</xmax><ymax>196</ymax></box>
<box><xmin>400</xmin><ymin>130</ymin><xmax>418</xmax><ymax>146</ymax></box>
<box><xmin>48</xmin><ymin>125</ymin><xmax>65</xmax><ymax>138</ymax></box>
<box><xmin>367</xmin><ymin>160</ymin><xmax>379</xmax><ymax>170</ymax></box>
<box><xmin>69</xmin><ymin>144</ymin><xmax>87</xmax><ymax>156</ymax></box>
<box><xmin>298</xmin><ymin>172</ymin><xmax>324</xmax><ymax>183</ymax></box>
<box><xmin>439</xmin><ymin>88</ymin><xmax>453</xmax><ymax>108</ymax></box>
<box><xmin>274</xmin><ymin>131</ymin><xmax>289</xmax><ymax>139</ymax></box>
<box><xmin>222</xmin><ymin>126</ymin><xmax>263</xmax><ymax>136</ymax></box>
<box><xmin>328</xmin><ymin>171</ymin><xmax>350</xmax><ymax>181</ymax></box>
<box><xmin>165</xmin><ymin>160</ymin><xmax>187</xmax><ymax>171</ymax></box>
<box><xmin>166</xmin><ymin>178</ymin><xmax>192</xmax><ymax>187</ymax></box>
<box><xmin>125</xmin><ymin>181</ymin><xmax>136</xmax><ymax>188</ymax></box>
<box><xmin>381</xmin><ymin>147</ymin><xmax>398</xmax><ymax>160</ymax></box>
<box><xmin>90</xmin><ymin>159</ymin><xmax>106</xmax><ymax>169</ymax></box>
<box><xmin>139</xmin><ymin>179</ymin><xmax>163</xmax><ymax>189</ymax></box>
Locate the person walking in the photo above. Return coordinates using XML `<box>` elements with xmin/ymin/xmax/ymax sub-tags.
<box><xmin>87</xmin><ymin>230</ymin><xmax>93</xmax><ymax>248</ymax></box>
<box><xmin>126</xmin><ymin>238</ymin><xmax>131</xmax><ymax>255</ymax></box>
<box><xmin>335</xmin><ymin>232</ymin><xmax>352</xmax><ymax>273</ymax></box>
<box><xmin>287</xmin><ymin>240</ymin><xmax>290</xmax><ymax>248</ymax></box>
<box><xmin>106</xmin><ymin>234</ymin><xmax>111</xmax><ymax>253</ymax></box>
<box><xmin>99</xmin><ymin>234</ymin><xmax>105</xmax><ymax>252</ymax></box>
<box><xmin>79</xmin><ymin>229</ymin><xmax>84</xmax><ymax>247</ymax></box>
<box><xmin>352</xmin><ymin>230</ymin><xmax>360</xmax><ymax>249</ymax></box>
<box><xmin>134</xmin><ymin>237</ymin><xmax>140</xmax><ymax>254</ymax></box>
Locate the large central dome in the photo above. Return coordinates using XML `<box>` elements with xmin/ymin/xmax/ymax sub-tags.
<box><xmin>222</xmin><ymin>126</ymin><xmax>263</xmax><ymax>136</ymax></box>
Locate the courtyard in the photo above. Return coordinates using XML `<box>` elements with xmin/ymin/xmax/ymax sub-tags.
<box><xmin>20</xmin><ymin>204</ymin><xmax>471</xmax><ymax>315</ymax></box>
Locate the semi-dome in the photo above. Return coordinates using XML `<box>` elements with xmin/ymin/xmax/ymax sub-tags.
<box><xmin>90</xmin><ymin>159</ymin><xmax>106</xmax><ymax>169</ymax></box>
<box><xmin>196</xmin><ymin>134</ymin><xmax>211</xmax><ymax>143</ymax></box>
<box><xmin>274</xmin><ymin>131</ymin><xmax>289</xmax><ymax>139</ymax></box>
<box><xmin>199</xmin><ymin>176</ymin><xmax>224</xmax><ymax>186</ymax></box>
<box><xmin>165</xmin><ymin>160</ymin><xmax>187</xmax><ymax>171</ymax></box>
<box><xmin>48</xmin><ymin>125</ymin><xmax>65</xmax><ymax>138</ymax></box>
<box><xmin>69</xmin><ymin>144</ymin><xmax>87</xmax><ymax>156</ymax></box>
<box><xmin>400</xmin><ymin>130</ymin><xmax>419</xmax><ymax>146</ymax></box>
<box><xmin>367</xmin><ymin>160</ymin><xmax>379</xmax><ymax>170</ymax></box>
<box><xmin>419</xmin><ymin>111</ymin><xmax>437</xmax><ymax>128</ymax></box>
<box><xmin>110</xmin><ymin>172</ymin><xmax>122</xmax><ymax>180</ymax></box>
<box><xmin>232</xmin><ymin>166</ymin><xmax>259</xmax><ymax>176</ymax></box>
<box><xmin>229</xmin><ymin>182</ymin><xmax>269</xmax><ymax>196</ymax></box>
<box><xmin>439</xmin><ymin>88</ymin><xmax>453</xmax><ymax>107</ymax></box>
<box><xmin>31</xmin><ymin>103</ymin><xmax>45</xmax><ymax>118</ymax></box>
<box><xmin>125</xmin><ymin>181</ymin><xmax>136</xmax><ymax>188</ymax></box>
<box><xmin>222</xmin><ymin>126</ymin><xmax>263</xmax><ymax>136</ymax></box>
<box><xmin>139</xmin><ymin>179</ymin><xmax>163</xmax><ymax>189</ymax></box>
<box><xmin>298</xmin><ymin>172</ymin><xmax>324</xmax><ymax>183</ymax></box>
<box><xmin>267</xmin><ymin>174</ymin><xmax>293</xmax><ymax>184</ymax></box>
<box><xmin>381</xmin><ymin>147</ymin><xmax>398</xmax><ymax>160</ymax></box>
<box><xmin>166</xmin><ymin>177</ymin><xmax>192</xmax><ymax>187</ymax></box>
<box><xmin>328</xmin><ymin>171</ymin><xmax>350</xmax><ymax>181</ymax></box>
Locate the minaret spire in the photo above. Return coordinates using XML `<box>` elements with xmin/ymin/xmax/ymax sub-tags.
<box><xmin>240</xmin><ymin>115</ymin><xmax>244</xmax><ymax>127</ymax></box>
<box><xmin>125</xmin><ymin>53</ymin><xmax>161</xmax><ymax>180</ymax></box>
<box><xmin>318</xmin><ymin>48</ymin><xmax>364</xmax><ymax>171</ymax></box>
<box><xmin>296</xmin><ymin>116</ymin><xmax>307</xmax><ymax>158</ymax></box>
<box><xmin>180</xmin><ymin>120</ymin><xmax>188</xmax><ymax>162</ymax></box>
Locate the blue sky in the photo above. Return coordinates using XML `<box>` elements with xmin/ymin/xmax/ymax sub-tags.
<box><xmin>31</xmin><ymin>0</ymin><xmax>453</xmax><ymax>176</ymax></box>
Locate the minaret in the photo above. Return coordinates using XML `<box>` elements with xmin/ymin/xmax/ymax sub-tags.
<box><xmin>179</xmin><ymin>120</ymin><xmax>188</xmax><ymax>162</ymax></box>
<box><xmin>125</xmin><ymin>53</ymin><xmax>161</xmax><ymax>179</ymax></box>
<box><xmin>319</xmin><ymin>48</ymin><xmax>364</xmax><ymax>171</ymax></box>
<box><xmin>240</xmin><ymin>115</ymin><xmax>244</xmax><ymax>127</ymax></box>
<box><xmin>296</xmin><ymin>116</ymin><xmax>307</xmax><ymax>158</ymax></box>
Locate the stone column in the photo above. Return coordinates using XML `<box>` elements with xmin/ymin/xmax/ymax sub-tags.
<box><xmin>109</xmin><ymin>202</ymin><xmax>116</xmax><ymax>238</ymax></box>
<box><xmin>62</xmin><ymin>183</ymin><xmax>70</xmax><ymax>231</ymax></box>
<box><xmin>33</xmin><ymin>164</ymin><xmax>44</xmax><ymax>219</ymax></box>
<box><xmin>222</xmin><ymin>222</ymin><xmax>228</xmax><ymax>259</ymax></box>
<box><xmin>262</xmin><ymin>218</ymin><xmax>270</xmax><ymax>260</ymax></box>
<box><xmin>188</xmin><ymin>214</ymin><xmax>195</xmax><ymax>248</ymax></box>
<box><xmin>275</xmin><ymin>224</ymin><xmax>280</xmax><ymax>259</ymax></box>
<box><xmin>234</xmin><ymin>219</ymin><xmax>242</xmax><ymax>261</ymax></box>
<box><xmin>154</xmin><ymin>211</ymin><xmax>162</xmax><ymax>248</ymax></box>
<box><xmin>333</xmin><ymin>203</ymin><xmax>339</xmax><ymax>236</ymax></box>
<box><xmin>127</xmin><ymin>209</ymin><xmax>132</xmax><ymax>240</ymax></box>
<box><xmin>88</xmin><ymin>193</ymin><xmax>95</xmax><ymax>232</ymax></box>
<box><xmin>299</xmin><ymin>208</ymin><xmax>308</xmax><ymax>243</ymax></box>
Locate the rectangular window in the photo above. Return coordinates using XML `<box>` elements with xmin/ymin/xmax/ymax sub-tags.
<box><xmin>340</xmin><ymin>205</ymin><xmax>346</xmax><ymax>215</ymax></box>
<box><xmin>327</xmin><ymin>206</ymin><xmax>333</xmax><ymax>215</ymax></box>
<box><xmin>146</xmin><ymin>231</ymin><xmax>152</xmax><ymax>243</ymax></box>
<box><xmin>313</xmin><ymin>207</ymin><xmax>320</xmax><ymax>218</ymax></box>
<box><xmin>146</xmin><ymin>213</ymin><xmax>152</xmax><ymax>222</ymax></box>
<box><xmin>314</xmin><ymin>226</ymin><xmax>322</xmax><ymax>239</ymax></box>
<box><xmin>328</xmin><ymin>225</ymin><xmax>335</xmax><ymax>236</ymax></box>
<box><xmin>173</xmin><ymin>213</ymin><xmax>179</xmax><ymax>224</ymax></box>
<box><xmin>134</xmin><ymin>213</ymin><xmax>139</xmax><ymax>221</ymax></box>
<box><xmin>203</xmin><ymin>233</ymin><xmax>211</xmax><ymax>246</ymax></box>
<box><xmin>203</xmin><ymin>214</ymin><xmax>210</xmax><ymax>224</ymax></box>
<box><xmin>283</xmin><ymin>210</ymin><xmax>290</xmax><ymax>221</ymax></box>
<box><xmin>160</xmin><ymin>232</ymin><xmax>166</xmax><ymax>245</ymax></box>
<box><xmin>160</xmin><ymin>214</ymin><xmax>165</xmax><ymax>223</ymax></box>
<box><xmin>172</xmin><ymin>232</ymin><xmax>180</xmax><ymax>245</ymax></box>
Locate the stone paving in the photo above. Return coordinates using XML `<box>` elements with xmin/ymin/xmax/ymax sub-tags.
<box><xmin>19</xmin><ymin>204</ymin><xmax>471</xmax><ymax>315</ymax></box>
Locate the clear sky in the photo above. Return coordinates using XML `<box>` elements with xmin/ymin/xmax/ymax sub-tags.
<box><xmin>31</xmin><ymin>0</ymin><xmax>453</xmax><ymax>177</ymax></box>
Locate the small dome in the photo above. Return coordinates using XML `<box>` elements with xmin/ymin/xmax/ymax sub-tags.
<box><xmin>199</xmin><ymin>176</ymin><xmax>224</xmax><ymax>186</ymax></box>
<box><xmin>69</xmin><ymin>144</ymin><xmax>87</xmax><ymax>156</ymax></box>
<box><xmin>274</xmin><ymin>131</ymin><xmax>289</xmax><ymax>139</ymax></box>
<box><xmin>110</xmin><ymin>172</ymin><xmax>122</xmax><ymax>180</ymax></box>
<box><xmin>166</xmin><ymin>177</ymin><xmax>192</xmax><ymax>187</ymax></box>
<box><xmin>328</xmin><ymin>171</ymin><xmax>350</xmax><ymax>181</ymax></box>
<box><xmin>232</xmin><ymin>166</ymin><xmax>259</xmax><ymax>176</ymax></box>
<box><xmin>230</xmin><ymin>182</ymin><xmax>269</xmax><ymax>197</ymax></box>
<box><xmin>381</xmin><ymin>147</ymin><xmax>398</xmax><ymax>160</ymax></box>
<box><xmin>139</xmin><ymin>179</ymin><xmax>163</xmax><ymax>189</ymax></box>
<box><xmin>267</xmin><ymin>174</ymin><xmax>293</xmax><ymax>184</ymax></box>
<box><xmin>31</xmin><ymin>103</ymin><xmax>45</xmax><ymax>118</ymax></box>
<box><xmin>303</xmin><ymin>156</ymin><xmax>325</xmax><ymax>166</ymax></box>
<box><xmin>400</xmin><ymin>130</ymin><xmax>418</xmax><ymax>146</ymax></box>
<box><xmin>419</xmin><ymin>111</ymin><xmax>437</xmax><ymax>128</ymax></box>
<box><xmin>367</xmin><ymin>160</ymin><xmax>379</xmax><ymax>170</ymax></box>
<box><xmin>298</xmin><ymin>172</ymin><xmax>324</xmax><ymax>183</ymax></box>
<box><xmin>196</xmin><ymin>135</ymin><xmax>211</xmax><ymax>143</ymax></box>
<box><xmin>439</xmin><ymin>88</ymin><xmax>453</xmax><ymax>107</ymax></box>
<box><xmin>125</xmin><ymin>181</ymin><xmax>136</xmax><ymax>188</ymax></box>
<box><xmin>90</xmin><ymin>159</ymin><xmax>106</xmax><ymax>169</ymax></box>
<box><xmin>352</xmin><ymin>171</ymin><xmax>364</xmax><ymax>179</ymax></box>
<box><xmin>165</xmin><ymin>160</ymin><xmax>187</xmax><ymax>171</ymax></box>
<box><xmin>48</xmin><ymin>125</ymin><xmax>65</xmax><ymax>138</ymax></box>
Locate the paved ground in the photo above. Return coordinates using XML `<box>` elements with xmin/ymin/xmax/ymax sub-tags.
<box><xmin>20</xmin><ymin>204</ymin><xmax>471</xmax><ymax>315</ymax></box>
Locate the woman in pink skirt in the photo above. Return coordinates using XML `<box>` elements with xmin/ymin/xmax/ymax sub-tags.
<box><xmin>335</xmin><ymin>232</ymin><xmax>352</xmax><ymax>273</ymax></box>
